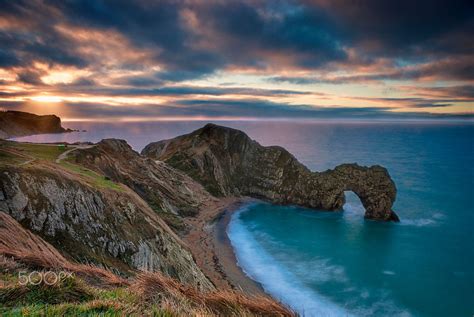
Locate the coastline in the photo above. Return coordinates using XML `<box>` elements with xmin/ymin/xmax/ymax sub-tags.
<box><xmin>182</xmin><ymin>197</ymin><xmax>265</xmax><ymax>295</ymax></box>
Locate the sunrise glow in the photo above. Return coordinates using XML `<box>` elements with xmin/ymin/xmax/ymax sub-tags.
<box><xmin>0</xmin><ymin>1</ymin><xmax>472</xmax><ymax>121</ymax></box>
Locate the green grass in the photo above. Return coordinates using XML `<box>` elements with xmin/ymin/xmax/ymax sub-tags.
<box><xmin>0</xmin><ymin>142</ymin><xmax>67</xmax><ymax>166</ymax></box>
<box><xmin>1</xmin><ymin>302</ymin><xmax>125</xmax><ymax>316</ymax></box>
<box><xmin>0</xmin><ymin>150</ymin><xmax>25</xmax><ymax>165</ymax></box>
<box><xmin>0</xmin><ymin>141</ymin><xmax>123</xmax><ymax>192</ymax></box>
<box><xmin>0</xmin><ymin>274</ymin><xmax>172</xmax><ymax>317</ymax></box>
<box><xmin>1</xmin><ymin>303</ymin><xmax>178</xmax><ymax>317</ymax></box>
<box><xmin>0</xmin><ymin>272</ymin><xmax>182</xmax><ymax>316</ymax></box>
<box><xmin>17</xmin><ymin>142</ymin><xmax>123</xmax><ymax>192</ymax></box>
<box><xmin>96</xmin><ymin>287</ymin><xmax>137</xmax><ymax>304</ymax></box>
<box><xmin>13</xmin><ymin>143</ymin><xmax>67</xmax><ymax>161</ymax></box>
<box><xmin>149</xmin><ymin>203</ymin><xmax>187</xmax><ymax>232</ymax></box>
<box><xmin>0</xmin><ymin>276</ymin><xmax>93</xmax><ymax>308</ymax></box>
<box><xmin>0</xmin><ymin>274</ymin><xmax>127</xmax><ymax>316</ymax></box>
<box><xmin>59</xmin><ymin>160</ymin><xmax>124</xmax><ymax>192</ymax></box>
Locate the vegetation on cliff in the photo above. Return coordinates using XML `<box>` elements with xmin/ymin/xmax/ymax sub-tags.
<box><xmin>0</xmin><ymin>213</ymin><xmax>294</xmax><ymax>316</ymax></box>
<box><xmin>143</xmin><ymin>123</ymin><xmax>399</xmax><ymax>221</ymax></box>
<box><xmin>0</xmin><ymin>140</ymin><xmax>213</xmax><ymax>289</ymax></box>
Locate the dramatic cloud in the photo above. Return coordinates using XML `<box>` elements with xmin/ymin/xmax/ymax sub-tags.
<box><xmin>0</xmin><ymin>0</ymin><xmax>472</xmax><ymax>120</ymax></box>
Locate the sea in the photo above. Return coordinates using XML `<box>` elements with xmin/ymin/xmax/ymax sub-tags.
<box><xmin>12</xmin><ymin>120</ymin><xmax>474</xmax><ymax>317</ymax></box>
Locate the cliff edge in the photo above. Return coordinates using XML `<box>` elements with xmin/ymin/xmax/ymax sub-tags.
<box><xmin>142</xmin><ymin>123</ymin><xmax>399</xmax><ymax>221</ymax></box>
<box><xmin>0</xmin><ymin>110</ymin><xmax>70</xmax><ymax>139</ymax></box>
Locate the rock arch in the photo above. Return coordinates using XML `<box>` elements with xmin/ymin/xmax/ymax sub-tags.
<box><xmin>142</xmin><ymin>123</ymin><xmax>399</xmax><ymax>221</ymax></box>
<box><xmin>318</xmin><ymin>164</ymin><xmax>399</xmax><ymax>221</ymax></box>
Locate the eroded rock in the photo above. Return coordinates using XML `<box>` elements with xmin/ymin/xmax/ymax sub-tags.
<box><xmin>143</xmin><ymin>123</ymin><xmax>399</xmax><ymax>221</ymax></box>
<box><xmin>0</xmin><ymin>165</ymin><xmax>214</xmax><ymax>290</ymax></box>
<box><xmin>71</xmin><ymin>139</ymin><xmax>215</xmax><ymax>227</ymax></box>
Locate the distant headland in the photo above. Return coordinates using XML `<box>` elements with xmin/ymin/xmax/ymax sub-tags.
<box><xmin>0</xmin><ymin>110</ymin><xmax>73</xmax><ymax>139</ymax></box>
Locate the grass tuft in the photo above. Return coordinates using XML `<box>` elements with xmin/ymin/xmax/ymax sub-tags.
<box><xmin>0</xmin><ymin>275</ymin><xmax>93</xmax><ymax>307</ymax></box>
<box><xmin>132</xmin><ymin>272</ymin><xmax>295</xmax><ymax>316</ymax></box>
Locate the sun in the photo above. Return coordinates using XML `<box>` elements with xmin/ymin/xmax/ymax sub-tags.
<box><xmin>30</xmin><ymin>95</ymin><xmax>63</xmax><ymax>103</ymax></box>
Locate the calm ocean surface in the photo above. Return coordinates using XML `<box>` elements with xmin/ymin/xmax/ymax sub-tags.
<box><xmin>13</xmin><ymin>120</ymin><xmax>474</xmax><ymax>316</ymax></box>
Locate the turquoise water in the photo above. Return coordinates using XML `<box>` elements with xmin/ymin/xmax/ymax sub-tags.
<box><xmin>227</xmin><ymin>123</ymin><xmax>474</xmax><ymax>317</ymax></box>
<box><xmin>13</xmin><ymin>120</ymin><xmax>474</xmax><ymax>316</ymax></box>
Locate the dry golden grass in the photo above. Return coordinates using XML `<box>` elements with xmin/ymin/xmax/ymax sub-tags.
<box><xmin>0</xmin><ymin>211</ymin><xmax>296</xmax><ymax>316</ymax></box>
<box><xmin>0</xmin><ymin>212</ymin><xmax>126</xmax><ymax>287</ymax></box>
<box><xmin>132</xmin><ymin>272</ymin><xmax>295</xmax><ymax>316</ymax></box>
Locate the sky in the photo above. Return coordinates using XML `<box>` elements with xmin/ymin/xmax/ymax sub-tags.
<box><xmin>0</xmin><ymin>0</ymin><xmax>473</xmax><ymax>121</ymax></box>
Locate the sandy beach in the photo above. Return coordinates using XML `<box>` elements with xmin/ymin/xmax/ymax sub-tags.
<box><xmin>181</xmin><ymin>197</ymin><xmax>265</xmax><ymax>295</ymax></box>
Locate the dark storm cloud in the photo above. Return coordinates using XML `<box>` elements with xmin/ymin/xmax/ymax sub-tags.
<box><xmin>0</xmin><ymin>1</ymin><xmax>88</xmax><ymax>69</ymax></box>
<box><xmin>1</xmin><ymin>0</ymin><xmax>472</xmax><ymax>80</ymax></box>
<box><xmin>410</xmin><ymin>103</ymin><xmax>452</xmax><ymax>108</ymax></box>
<box><xmin>0</xmin><ymin>98</ymin><xmax>398</xmax><ymax>119</ymax></box>
<box><xmin>117</xmin><ymin>76</ymin><xmax>164</xmax><ymax>87</ymax></box>
<box><xmin>268</xmin><ymin>76</ymin><xmax>320</xmax><ymax>85</ymax></box>
<box><xmin>56</xmin><ymin>0</ymin><xmax>224</xmax><ymax>77</ymax></box>
<box><xmin>49</xmin><ymin>0</ymin><xmax>347</xmax><ymax>73</ymax></box>
<box><xmin>191</xmin><ymin>1</ymin><xmax>347</xmax><ymax>68</ymax></box>
<box><xmin>410</xmin><ymin>85</ymin><xmax>474</xmax><ymax>100</ymax></box>
<box><xmin>0</xmin><ymin>49</ymin><xmax>21</xmax><ymax>67</ymax></box>
<box><xmin>313</xmin><ymin>0</ymin><xmax>474</xmax><ymax>58</ymax></box>
<box><xmin>0</xmin><ymin>28</ymin><xmax>87</xmax><ymax>69</ymax></box>
<box><xmin>0</xmin><ymin>0</ymin><xmax>472</xmax><ymax>120</ymax></box>
<box><xmin>351</xmin><ymin>95</ymin><xmax>474</xmax><ymax>109</ymax></box>
<box><xmin>268</xmin><ymin>57</ymin><xmax>474</xmax><ymax>84</ymax></box>
<box><xmin>16</xmin><ymin>70</ymin><xmax>45</xmax><ymax>85</ymax></box>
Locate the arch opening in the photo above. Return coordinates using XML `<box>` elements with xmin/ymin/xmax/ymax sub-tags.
<box><xmin>342</xmin><ymin>191</ymin><xmax>366</xmax><ymax>217</ymax></box>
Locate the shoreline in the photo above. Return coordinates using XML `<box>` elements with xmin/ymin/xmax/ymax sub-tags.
<box><xmin>182</xmin><ymin>197</ymin><xmax>266</xmax><ymax>295</ymax></box>
<box><xmin>211</xmin><ymin>199</ymin><xmax>265</xmax><ymax>295</ymax></box>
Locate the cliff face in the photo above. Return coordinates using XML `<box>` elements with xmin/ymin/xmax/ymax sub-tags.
<box><xmin>142</xmin><ymin>123</ymin><xmax>399</xmax><ymax>221</ymax></box>
<box><xmin>0</xmin><ymin>164</ymin><xmax>213</xmax><ymax>290</ymax></box>
<box><xmin>70</xmin><ymin>139</ymin><xmax>215</xmax><ymax>231</ymax></box>
<box><xmin>0</xmin><ymin>211</ymin><xmax>294</xmax><ymax>316</ymax></box>
<box><xmin>0</xmin><ymin>110</ymin><xmax>69</xmax><ymax>139</ymax></box>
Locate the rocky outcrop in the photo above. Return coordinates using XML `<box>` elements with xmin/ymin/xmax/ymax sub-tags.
<box><xmin>0</xmin><ymin>211</ymin><xmax>69</xmax><ymax>266</ymax></box>
<box><xmin>0</xmin><ymin>164</ymin><xmax>214</xmax><ymax>290</ymax></box>
<box><xmin>70</xmin><ymin>139</ymin><xmax>215</xmax><ymax>221</ymax></box>
<box><xmin>0</xmin><ymin>110</ymin><xmax>71</xmax><ymax>139</ymax></box>
<box><xmin>143</xmin><ymin>123</ymin><xmax>399</xmax><ymax>221</ymax></box>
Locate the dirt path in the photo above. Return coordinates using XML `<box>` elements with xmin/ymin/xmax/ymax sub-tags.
<box><xmin>18</xmin><ymin>158</ymin><xmax>36</xmax><ymax>166</ymax></box>
<box><xmin>55</xmin><ymin>144</ymin><xmax>95</xmax><ymax>163</ymax></box>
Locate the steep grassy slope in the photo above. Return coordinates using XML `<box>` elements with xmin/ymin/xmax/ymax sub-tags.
<box><xmin>0</xmin><ymin>141</ymin><xmax>213</xmax><ymax>289</ymax></box>
<box><xmin>70</xmin><ymin>139</ymin><xmax>216</xmax><ymax>232</ymax></box>
<box><xmin>0</xmin><ymin>212</ymin><xmax>295</xmax><ymax>316</ymax></box>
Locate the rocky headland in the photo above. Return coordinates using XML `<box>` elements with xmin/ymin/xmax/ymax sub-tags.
<box><xmin>0</xmin><ymin>110</ymin><xmax>72</xmax><ymax>139</ymax></box>
<box><xmin>143</xmin><ymin>123</ymin><xmax>399</xmax><ymax>221</ymax></box>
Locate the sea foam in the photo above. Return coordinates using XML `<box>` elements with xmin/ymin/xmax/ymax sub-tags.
<box><xmin>227</xmin><ymin>205</ymin><xmax>353</xmax><ymax>317</ymax></box>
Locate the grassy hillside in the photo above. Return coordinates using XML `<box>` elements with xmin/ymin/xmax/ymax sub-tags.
<box><xmin>0</xmin><ymin>141</ymin><xmax>122</xmax><ymax>191</ymax></box>
<box><xmin>0</xmin><ymin>142</ymin><xmax>295</xmax><ymax>316</ymax></box>
<box><xmin>0</xmin><ymin>213</ymin><xmax>294</xmax><ymax>316</ymax></box>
